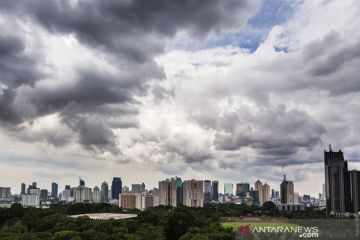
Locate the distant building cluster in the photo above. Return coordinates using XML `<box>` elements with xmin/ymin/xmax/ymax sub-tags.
<box><xmin>0</xmin><ymin>173</ymin><xmax>327</xmax><ymax>211</ymax></box>
<box><xmin>5</xmin><ymin>146</ymin><xmax>358</xmax><ymax>213</ymax></box>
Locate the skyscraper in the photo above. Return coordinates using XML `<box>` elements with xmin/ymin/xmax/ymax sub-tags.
<box><xmin>79</xmin><ymin>178</ymin><xmax>85</xmax><ymax>187</ymax></box>
<box><xmin>236</xmin><ymin>183</ymin><xmax>250</xmax><ymax>197</ymax></box>
<box><xmin>92</xmin><ymin>186</ymin><xmax>101</xmax><ymax>203</ymax></box>
<box><xmin>324</xmin><ymin>147</ymin><xmax>351</xmax><ymax>213</ymax></box>
<box><xmin>40</xmin><ymin>189</ymin><xmax>48</xmax><ymax>201</ymax></box>
<box><xmin>262</xmin><ymin>183</ymin><xmax>270</xmax><ymax>203</ymax></box>
<box><xmin>249</xmin><ymin>189</ymin><xmax>260</xmax><ymax>205</ymax></box>
<box><xmin>101</xmin><ymin>182</ymin><xmax>109</xmax><ymax>202</ymax></box>
<box><xmin>159</xmin><ymin>177</ymin><xmax>182</xmax><ymax>207</ymax></box>
<box><xmin>212</xmin><ymin>180</ymin><xmax>219</xmax><ymax>202</ymax></box>
<box><xmin>349</xmin><ymin>170</ymin><xmax>360</xmax><ymax>213</ymax></box>
<box><xmin>280</xmin><ymin>175</ymin><xmax>294</xmax><ymax>204</ymax></box>
<box><xmin>140</xmin><ymin>183</ymin><xmax>146</xmax><ymax>193</ymax></box>
<box><xmin>271</xmin><ymin>189</ymin><xmax>275</xmax><ymax>199</ymax></box>
<box><xmin>183</xmin><ymin>179</ymin><xmax>204</xmax><ymax>207</ymax></box>
<box><xmin>51</xmin><ymin>182</ymin><xmax>58</xmax><ymax>199</ymax></box>
<box><xmin>112</xmin><ymin>177</ymin><xmax>122</xmax><ymax>200</ymax></box>
<box><xmin>131</xmin><ymin>184</ymin><xmax>141</xmax><ymax>193</ymax></box>
<box><xmin>0</xmin><ymin>187</ymin><xmax>11</xmax><ymax>199</ymax></box>
<box><xmin>204</xmin><ymin>180</ymin><xmax>212</xmax><ymax>203</ymax></box>
<box><xmin>224</xmin><ymin>183</ymin><xmax>233</xmax><ymax>195</ymax></box>
<box><xmin>21</xmin><ymin>183</ymin><xmax>26</xmax><ymax>195</ymax></box>
<box><xmin>254</xmin><ymin>180</ymin><xmax>263</xmax><ymax>205</ymax></box>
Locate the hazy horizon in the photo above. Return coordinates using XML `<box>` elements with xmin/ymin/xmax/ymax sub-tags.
<box><xmin>1</xmin><ymin>0</ymin><xmax>360</xmax><ymax>197</ymax></box>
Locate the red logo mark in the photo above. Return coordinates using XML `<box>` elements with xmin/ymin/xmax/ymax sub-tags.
<box><xmin>238</xmin><ymin>224</ymin><xmax>252</xmax><ymax>236</ymax></box>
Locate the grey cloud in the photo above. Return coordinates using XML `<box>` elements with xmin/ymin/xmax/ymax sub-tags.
<box><xmin>0</xmin><ymin>35</ymin><xmax>44</xmax><ymax>88</ymax></box>
<box><xmin>62</xmin><ymin>115</ymin><xmax>121</xmax><ymax>154</ymax></box>
<box><xmin>0</xmin><ymin>0</ymin><xmax>258</xmax><ymax>154</ymax></box>
<box><xmin>3</xmin><ymin>0</ymin><xmax>258</xmax><ymax>63</ymax></box>
<box><xmin>213</xmin><ymin>105</ymin><xmax>325</xmax><ymax>158</ymax></box>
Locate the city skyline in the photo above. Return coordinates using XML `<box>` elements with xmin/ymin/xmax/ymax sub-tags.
<box><xmin>1</xmin><ymin>0</ymin><xmax>360</xmax><ymax>197</ymax></box>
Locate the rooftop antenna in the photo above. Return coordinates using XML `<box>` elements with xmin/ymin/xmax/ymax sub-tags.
<box><xmin>329</xmin><ymin>144</ymin><xmax>332</xmax><ymax>151</ymax></box>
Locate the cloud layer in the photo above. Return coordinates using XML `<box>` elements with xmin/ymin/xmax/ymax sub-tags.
<box><xmin>0</xmin><ymin>0</ymin><xmax>360</xmax><ymax>195</ymax></box>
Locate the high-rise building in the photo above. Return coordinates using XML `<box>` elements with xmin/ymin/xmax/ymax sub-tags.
<box><xmin>350</xmin><ymin>170</ymin><xmax>360</xmax><ymax>213</ymax></box>
<box><xmin>254</xmin><ymin>180</ymin><xmax>263</xmax><ymax>205</ymax></box>
<box><xmin>51</xmin><ymin>182</ymin><xmax>58</xmax><ymax>199</ymax></box>
<box><xmin>0</xmin><ymin>187</ymin><xmax>11</xmax><ymax>199</ymax></box>
<box><xmin>40</xmin><ymin>189</ymin><xmax>48</xmax><ymax>201</ymax></box>
<box><xmin>79</xmin><ymin>178</ymin><xmax>85</xmax><ymax>187</ymax></box>
<box><xmin>262</xmin><ymin>183</ymin><xmax>270</xmax><ymax>203</ymax></box>
<box><xmin>212</xmin><ymin>180</ymin><xmax>219</xmax><ymax>202</ymax></box>
<box><xmin>122</xmin><ymin>186</ymin><xmax>130</xmax><ymax>193</ymax></box>
<box><xmin>60</xmin><ymin>189</ymin><xmax>70</xmax><ymax>202</ymax></box>
<box><xmin>249</xmin><ymin>189</ymin><xmax>260</xmax><ymax>205</ymax></box>
<box><xmin>324</xmin><ymin>147</ymin><xmax>351</xmax><ymax>213</ymax></box>
<box><xmin>271</xmin><ymin>189</ymin><xmax>275</xmax><ymax>199</ymax></box>
<box><xmin>92</xmin><ymin>186</ymin><xmax>101</xmax><ymax>203</ymax></box>
<box><xmin>112</xmin><ymin>177</ymin><xmax>122</xmax><ymax>200</ymax></box>
<box><xmin>27</xmin><ymin>182</ymin><xmax>37</xmax><ymax>194</ymax></box>
<box><xmin>183</xmin><ymin>179</ymin><xmax>204</xmax><ymax>207</ymax></box>
<box><xmin>21</xmin><ymin>183</ymin><xmax>26</xmax><ymax>195</ymax></box>
<box><xmin>151</xmin><ymin>188</ymin><xmax>160</xmax><ymax>197</ymax></box>
<box><xmin>21</xmin><ymin>193</ymin><xmax>40</xmax><ymax>207</ymax></box>
<box><xmin>224</xmin><ymin>183</ymin><xmax>233</xmax><ymax>195</ymax></box>
<box><xmin>142</xmin><ymin>194</ymin><xmax>158</xmax><ymax>210</ymax></box>
<box><xmin>140</xmin><ymin>183</ymin><xmax>146</xmax><ymax>193</ymax></box>
<box><xmin>131</xmin><ymin>184</ymin><xmax>141</xmax><ymax>193</ymax></box>
<box><xmin>204</xmin><ymin>180</ymin><xmax>212</xmax><ymax>203</ymax></box>
<box><xmin>294</xmin><ymin>192</ymin><xmax>300</xmax><ymax>204</ymax></box>
<box><xmin>159</xmin><ymin>177</ymin><xmax>182</xmax><ymax>207</ymax></box>
<box><xmin>119</xmin><ymin>193</ymin><xmax>142</xmax><ymax>210</ymax></box>
<box><xmin>236</xmin><ymin>183</ymin><xmax>250</xmax><ymax>197</ymax></box>
<box><xmin>101</xmin><ymin>182</ymin><xmax>109</xmax><ymax>202</ymax></box>
<box><xmin>280</xmin><ymin>175</ymin><xmax>294</xmax><ymax>204</ymax></box>
<box><xmin>74</xmin><ymin>186</ymin><xmax>92</xmax><ymax>203</ymax></box>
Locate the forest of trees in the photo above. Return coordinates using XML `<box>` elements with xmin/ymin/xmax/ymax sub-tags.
<box><xmin>0</xmin><ymin>202</ymin><xmax>328</xmax><ymax>240</ymax></box>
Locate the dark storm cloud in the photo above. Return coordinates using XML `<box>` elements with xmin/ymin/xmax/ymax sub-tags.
<box><xmin>2</xmin><ymin>0</ymin><xmax>257</xmax><ymax>63</ymax></box>
<box><xmin>213</xmin><ymin>105</ymin><xmax>325</xmax><ymax>158</ymax></box>
<box><xmin>0</xmin><ymin>35</ymin><xmax>44</xmax><ymax>88</ymax></box>
<box><xmin>63</xmin><ymin>115</ymin><xmax>121</xmax><ymax>154</ymax></box>
<box><xmin>0</xmin><ymin>89</ymin><xmax>21</xmax><ymax>124</ymax></box>
<box><xmin>0</xmin><ymin>0</ymin><xmax>257</xmax><ymax>154</ymax></box>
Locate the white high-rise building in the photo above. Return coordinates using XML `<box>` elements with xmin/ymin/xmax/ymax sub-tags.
<box><xmin>21</xmin><ymin>193</ymin><xmax>40</xmax><ymax>207</ymax></box>
<box><xmin>60</xmin><ymin>189</ymin><xmax>70</xmax><ymax>202</ymax></box>
<box><xmin>74</xmin><ymin>187</ymin><xmax>92</xmax><ymax>203</ymax></box>
<box><xmin>92</xmin><ymin>186</ymin><xmax>101</xmax><ymax>203</ymax></box>
<box><xmin>294</xmin><ymin>192</ymin><xmax>300</xmax><ymax>204</ymax></box>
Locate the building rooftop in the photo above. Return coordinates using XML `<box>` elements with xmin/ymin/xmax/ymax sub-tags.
<box><xmin>69</xmin><ymin>213</ymin><xmax>137</xmax><ymax>220</ymax></box>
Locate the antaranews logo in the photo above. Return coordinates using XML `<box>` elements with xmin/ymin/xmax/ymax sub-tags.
<box><xmin>238</xmin><ymin>224</ymin><xmax>253</xmax><ymax>237</ymax></box>
<box><xmin>237</xmin><ymin>224</ymin><xmax>319</xmax><ymax>239</ymax></box>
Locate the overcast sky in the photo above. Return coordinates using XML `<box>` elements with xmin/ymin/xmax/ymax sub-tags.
<box><xmin>1</xmin><ymin>0</ymin><xmax>360</xmax><ymax>196</ymax></box>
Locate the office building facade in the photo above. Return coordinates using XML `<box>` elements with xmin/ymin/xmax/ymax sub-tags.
<box><xmin>112</xmin><ymin>177</ymin><xmax>122</xmax><ymax>200</ymax></box>
<box><xmin>183</xmin><ymin>179</ymin><xmax>204</xmax><ymax>207</ymax></box>
<box><xmin>324</xmin><ymin>148</ymin><xmax>351</xmax><ymax>213</ymax></box>
<box><xmin>280</xmin><ymin>175</ymin><xmax>294</xmax><ymax>204</ymax></box>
